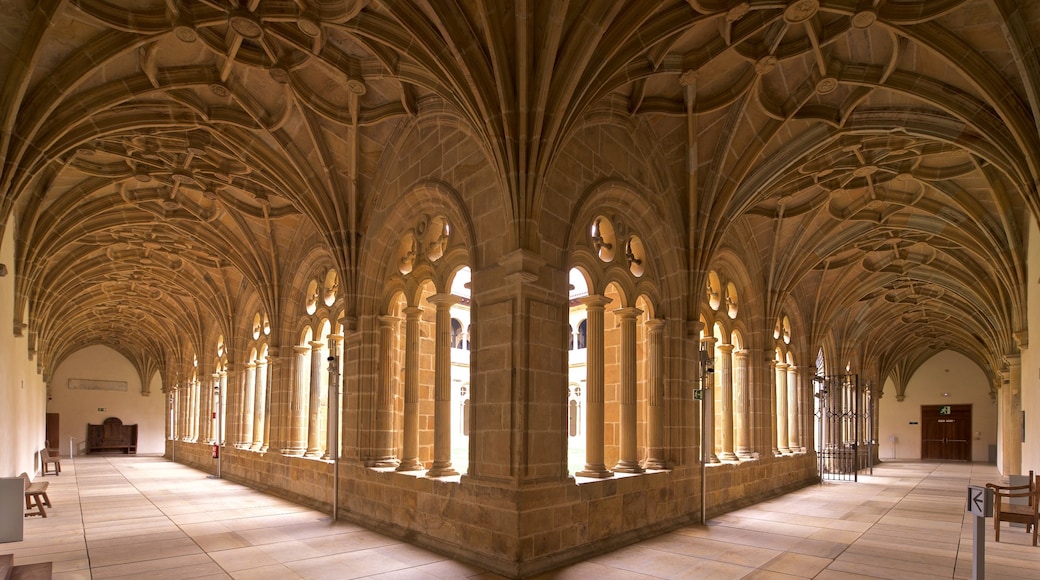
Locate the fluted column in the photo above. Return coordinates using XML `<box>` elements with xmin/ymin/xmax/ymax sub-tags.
<box><xmin>716</xmin><ymin>343</ymin><xmax>737</xmax><ymax>461</ymax></box>
<box><xmin>305</xmin><ymin>340</ymin><xmax>326</xmax><ymax>457</ymax></box>
<box><xmin>284</xmin><ymin>345</ymin><xmax>310</xmax><ymax>455</ymax></box>
<box><xmin>577</xmin><ymin>295</ymin><xmax>612</xmax><ymax>478</ymax></box>
<box><xmin>613</xmin><ymin>307</ymin><xmax>644</xmax><ymax>473</ymax></box>
<box><xmin>427</xmin><ymin>294</ymin><xmax>460</xmax><ymax>477</ymax></box>
<box><xmin>250</xmin><ymin>358</ymin><xmax>267</xmax><ymax>450</ymax></box>
<box><xmin>787</xmin><ymin>365</ymin><xmax>800</xmax><ymax>453</ymax></box>
<box><xmin>397</xmin><ymin>306</ymin><xmax>424</xmax><ymax>471</ymax></box>
<box><xmin>776</xmin><ymin>362</ymin><xmax>790</xmax><ymax>454</ymax></box>
<box><xmin>373</xmin><ymin>316</ymin><xmax>400</xmax><ymax>466</ymax></box>
<box><xmin>240</xmin><ymin>362</ymin><xmax>257</xmax><ymax>447</ymax></box>
<box><xmin>643</xmin><ymin>319</ymin><xmax>665</xmax><ymax>469</ymax></box>
<box><xmin>324</xmin><ymin>333</ymin><xmax>343</xmax><ymax>461</ymax></box>
<box><xmin>734</xmin><ymin>349</ymin><xmax>752</xmax><ymax>458</ymax></box>
<box><xmin>701</xmin><ymin>336</ymin><xmax>719</xmax><ymax>463</ymax></box>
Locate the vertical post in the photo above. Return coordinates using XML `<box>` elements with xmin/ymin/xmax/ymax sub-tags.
<box><xmin>327</xmin><ymin>344</ymin><xmax>341</xmax><ymax>521</ymax></box>
<box><xmin>973</xmin><ymin>512</ymin><xmax>985</xmax><ymax>580</ymax></box>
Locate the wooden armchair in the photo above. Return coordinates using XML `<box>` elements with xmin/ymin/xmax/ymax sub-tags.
<box><xmin>987</xmin><ymin>471</ymin><xmax>1039</xmax><ymax>546</ymax></box>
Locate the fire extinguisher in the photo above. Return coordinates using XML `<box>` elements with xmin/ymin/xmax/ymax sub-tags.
<box><xmin>212</xmin><ymin>444</ymin><xmax>219</xmax><ymax>458</ymax></box>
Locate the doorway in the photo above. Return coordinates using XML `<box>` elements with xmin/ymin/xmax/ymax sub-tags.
<box><xmin>921</xmin><ymin>404</ymin><xmax>972</xmax><ymax>461</ymax></box>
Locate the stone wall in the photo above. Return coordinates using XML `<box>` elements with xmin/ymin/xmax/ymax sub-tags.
<box><xmin>167</xmin><ymin>442</ymin><xmax>816</xmax><ymax>578</ymax></box>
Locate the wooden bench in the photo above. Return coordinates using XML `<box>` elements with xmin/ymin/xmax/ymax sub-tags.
<box><xmin>20</xmin><ymin>473</ymin><xmax>50</xmax><ymax>518</ymax></box>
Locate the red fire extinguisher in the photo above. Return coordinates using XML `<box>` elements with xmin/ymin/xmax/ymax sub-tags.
<box><xmin>212</xmin><ymin>444</ymin><xmax>219</xmax><ymax>458</ymax></box>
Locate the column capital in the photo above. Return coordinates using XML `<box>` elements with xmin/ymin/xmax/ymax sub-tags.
<box><xmin>700</xmin><ymin>335</ymin><xmax>717</xmax><ymax>347</ymax></box>
<box><xmin>733</xmin><ymin>348</ymin><xmax>749</xmax><ymax>360</ymax></box>
<box><xmin>775</xmin><ymin>362</ymin><xmax>789</xmax><ymax>371</ymax></box>
<box><xmin>580</xmin><ymin>294</ymin><xmax>612</xmax><ymax>309</ymax></box>
<box><xmin>645</xmin><ymin>318</ymin><xmax>665</xmax><ymax>332</ymax></box>
<box><xmin>427</xmin><ymin>293</ymin><xmax>461</xmax><ymax>308</ymax></box>
<box><xmin>403</xmin><ymin>305</ymin><xmax>424</xmax><ymax>318</ymax></box>
<box><xmin>716</xmin><ymin>342</ymin><xmax>734</xmax><ymax>354</ymax></box>
<box><xmin>378</xmin><ymin>314</ymin><xmax>399</xmax><ymax>328</ymax></box>
<box><xmin>309</xmin><ymin>340</ymin><xmax>325</xmax><ymax>350</ymax></box>
<box><xmin>612</xmin><ymin>306</ymin><xmax>644</xmax><ymax>321</ymax></box>
<box><xmin>293</xmin><ymin>344</ymin><xmax>310</xmax><ymax>355</ymax></box>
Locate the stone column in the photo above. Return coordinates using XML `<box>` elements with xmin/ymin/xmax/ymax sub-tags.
<box><xmin>767</xmin><ymin>359</ymin><xmax>779</xmax><ymax>455</ymax></box>
<box><xmin>716</xmin><ymin>343</ymin><xmax>737</xmax><ymax>461</ymax></box>
<box><xmin>787</xmin><ymin>365</ymin><xmax>800</xmax><ymax>453</ymax></box>
<box><xmin>643</xmin><ymin>319</ymin><xmax>665</xmax><ymax>469</ymax></box>
<box><xmin>250</xmin><ymin>358</ymin><xmax>266</xmax><ymax>450</ymax></box>
<box><xmin>305</xmin><ymin>340</ymin><xmax>326</xmax><ymax>457</ymax></box>
<box><xmin>1006</xmin><ymin>354</ymin><xmax>1022</xmax><ymax>475</ymax></box>
<box><xmin>373</xmin><ymin>316</ymin><xmax>400</xmax><ymax>466</ymax></box>
<box><xmin>284</xmin><ymin>345</ymin><xmax>310</xmax><ymax>455</ymax></box>
<box><xmin>577</xmin><ymin>295</ymin><xmax>612</xmax><ymax>478</ymax></box>
<box><xmin>427</xmin><ymin>294</ymin><xmax>460</xmax><ymax>477</ymax></box>
<box><xmin>701</xmin><ymin>336</ymin><xmax>719</xmax><ymax>463</ymax></box>
<box><xmin>613</xmin><ymin>307</ymin><xmax>644</xmax><ymax>473</ymax></box>
<box><xmin>217</xmin><ymin>371</ymin><xmax>228</xmax><ymax>444</ymax></box>
<box><xmin>397</xmin><ymin>306</ymin><xmax>424</xmax><ymax>471</ymax></box>
<box><xmin>734</xmin><ymin>349</ymin><xmax>752</xmax><ymax>458</ymax></box>
<box><xmin>189</xmin><ymin>379</ymin><xmax>199</xmax><ymax>441</ymax></box>
<box><xmin>324</xmin><ymin>333</ymin><xmax>343</xmax><ymax>461</ymax></box>
<box><xmin>262</xmin><ymin>352</ymin><xmax>277</xmax><ymax>452</ymax></box>
<box><xmin>240</xmin><ymin>362</ymin><xmax>256</xmax><ymax>447</ymax></box>
<box><xmin>776</xmin><ymin>362</ymin><xmax>790</xmax><ymax>454</ymax></box>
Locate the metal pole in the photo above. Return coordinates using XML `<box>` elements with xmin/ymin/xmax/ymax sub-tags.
<box><xmin>217</xmin><ymin>382</ymin><xmax>222</xmax><ymax>479</ymax></box>
<box><xmin>328</xmin><ymin>353</ymin><xmax>341</xmax><ymax>521</ymax></box>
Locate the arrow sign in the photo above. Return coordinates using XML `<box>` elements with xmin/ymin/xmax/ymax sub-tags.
<box><xmin>966</xmin><ymin>485</ymin><xmax>992</xmax><ymax>518</ymax></box>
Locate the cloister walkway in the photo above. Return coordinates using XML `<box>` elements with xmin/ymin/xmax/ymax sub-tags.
<box><xmin>4</xmin><ymin>456</ymin><xmax>1038</xmax><ymax>579</ymax></box>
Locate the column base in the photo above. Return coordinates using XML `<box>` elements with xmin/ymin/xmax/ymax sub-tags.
<box><xmin>708</xmin><ymin>453</ymin><xmax>721</xmax><ymax>464</ymax></box>
<box><xmin>281</xmin><ymin>447</ymin><xmax>305</xmax><ymax>457</ymax></box>
<box><xmin>396</xmin><ymin>458</ymin><xmax>424</xmax><ymax>471</ymax></box>
<box><xmin>778</xmin><ymin>446</ymin><xmax>791</xmax><ymax>454</ymax></box>
<box><xmin>249</xmin><ymin>443</ymin><xmax>263</xmax><ymax>451</ymax></box>
<box><xmin>366</xmin><ymin>456</ymin><xmax>400</xmax><ymax>468</ymax></box>
<box><xmin>719</xmin><ymin>451</ymin><xmax>739</xmax><ymax>462</ymax></box>
<box><xmin>426</xmin><ymin>462</ymin><xmax>458</xmax><ymax>477</ymax></box>
<box><xmin>612</xmin><ymin>460</ymin><xmax>644</xmax><ymax>474</ymax></box>
<box><xmin>304</xmin><ymin>449</ymin><xmax>323</xmax><ymax>458</ymax></box>
<box><xmin>642</xmin><ymin>457</ymin><xmax>666</xmax><ymax>470</ymax></box>
<box><xmin>576</xmin><ymin>464</ymin><xmax>612</xmax><ymax>478</ymax></box>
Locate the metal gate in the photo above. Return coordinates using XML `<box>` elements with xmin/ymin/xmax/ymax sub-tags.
<box><xmin>814</xmin><ymin>374</ymin><xmax>873</xmax><ymax>481</ymax></box>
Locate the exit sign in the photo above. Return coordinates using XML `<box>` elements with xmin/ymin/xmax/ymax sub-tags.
<box><xmin>939</xmin><ymin>405</ymin><xmax>951</xmax><ymax>415</ymax></box>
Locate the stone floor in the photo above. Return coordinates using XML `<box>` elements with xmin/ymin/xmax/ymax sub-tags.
<box><xmin>3</xmin><ymin>457</ymin><xmax>1038</xmax><ymax>579</ymax></box>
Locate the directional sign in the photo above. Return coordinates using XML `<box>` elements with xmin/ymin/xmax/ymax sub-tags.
<box><xmin>966</xmin><ymin>485</ymin><xmax>992</xmax><ymax>518</ymax></box>
<box><xmin>693</xmin><ymin>389</ymin><xmax>704</xmax><ymax>401</ymax></box>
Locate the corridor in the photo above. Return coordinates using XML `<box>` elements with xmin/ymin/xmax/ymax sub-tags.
<box><xmin>5</xmin><ymin>457</ymin><xmax>1039</xmax><ymax>579</ymax></box>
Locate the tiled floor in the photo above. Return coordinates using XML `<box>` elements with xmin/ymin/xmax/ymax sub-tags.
<box><xmin>3</xmin><ymin>457</ymin><xmax>1038</xmax><ymax>579</ymax></box>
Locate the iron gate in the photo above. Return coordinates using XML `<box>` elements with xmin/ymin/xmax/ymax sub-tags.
<box><xmin>814</xmin><ymin>374</ymin><xmax>874</xmax><ymax>481</ymax></box>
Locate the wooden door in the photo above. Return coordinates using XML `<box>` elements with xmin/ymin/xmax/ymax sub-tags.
<box><xmin>921</xmin><ymin>405</ymin><xmax>972</xmax><ymax>461</ymax></box>
<box><xmin>45</xmin><ymin>413</ymin><xmax>59</xmax><ymax>452</ymax></box>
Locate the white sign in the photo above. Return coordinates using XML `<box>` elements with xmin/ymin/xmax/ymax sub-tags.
<box><xmin>966</xmin><ymin>485</ymin><xmax>992</xmax><ymax>518</ymax></box>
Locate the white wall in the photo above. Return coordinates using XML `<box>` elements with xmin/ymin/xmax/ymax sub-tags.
<box><xmin>877</xmin><ymin>350</ymin><xmax>996</xmax><ymax>462</ymax></box>
<box><xmin>48</xmin><ymin>346</ymin><xmax>165</xmax><ymax>456</ymax></box>
<box><xmin>1022</xmin><ymin>217</ymin><xmax>1040</xmax><ymax>476</ymax></box>
<box><xmin>0</xmin><ymin>214</ymin><xmax>48</xmax><ymax>478</ymax></box>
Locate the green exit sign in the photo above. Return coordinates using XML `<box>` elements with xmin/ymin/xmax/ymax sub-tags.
<box><xmin>939</xmin><ymin>405</ymin><xmax>951</xmax><ymax>415</ymax></box>
<box><xmin>693</xmin><ymin>389</ymin><xmax>705</xmax><ymax>401</ymax></box>
<box><xmin>97</xmin><ymin>407</ymin><xmax>106</xmax><ymax>412</ymax></box>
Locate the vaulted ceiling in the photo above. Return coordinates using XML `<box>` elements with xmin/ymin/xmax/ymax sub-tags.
<box><xmin>1</xmin><ymin>0</ymin><xmax>1036</xmax><ymax>392</ymax></box>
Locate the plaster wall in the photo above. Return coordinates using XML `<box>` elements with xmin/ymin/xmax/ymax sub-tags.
<box><xmin>0</xmin><ymin>214</ymin><xmax>47</xmax><ymax>478</ymax></box>
<box><xmin>48</xmin><ymin>345</ymin><xmax>166</xmax><ymax>456</ymax></box>
<box><xmin>877</xmin><ymin>350</ymin><xmax>995</xmax><ymax>461</ymax></box>
<box><xmin>1022</xmin><ymin>217</ymin><xmax>1040</xmax><ymax>476</ymax></box>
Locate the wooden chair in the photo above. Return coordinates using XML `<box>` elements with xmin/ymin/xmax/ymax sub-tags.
<box><xmin>41</xmin><ymin>446</ymin><xmax>61</xmax><ymax>476</ymax></box>
<box><xmin>21</xmin><ymin>472</ymin><xmax>51</xmax><ymax>518</ymax></box>
<box><xmin>987</xmin><ymin>471</ymin><xmax>1039</xmax><ymax>547</ymax></box>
